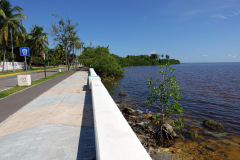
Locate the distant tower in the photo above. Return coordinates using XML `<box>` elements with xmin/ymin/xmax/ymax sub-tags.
<box><xmin>90</xmin><ymin>41</ymin><xmax>92</xmax><ymax>47</ymax></box>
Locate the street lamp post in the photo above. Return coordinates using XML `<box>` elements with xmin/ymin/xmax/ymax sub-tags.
<box><xmin>39</xmin><ymin>52</ymin><xmax>46</xmax><ymax>78</ymax></box>
<box><xmin>43</xmin><ymin>53</ymin><xmax>46</xmax><ymax>78</ymax></box>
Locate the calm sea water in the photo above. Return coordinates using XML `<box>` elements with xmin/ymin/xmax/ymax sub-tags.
<box><xmin>104</xmin><ymin>63</ymin><xmax>240</xmax><ymax>135</ymax></box>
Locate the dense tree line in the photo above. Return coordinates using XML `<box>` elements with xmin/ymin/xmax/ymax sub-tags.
<box><xmin>112</xmin><ymin>54</ymin><xmax>180</xmax><ymax>67</ymax></box>
<box><xmin>79</xmin><ymin>46</ymin><xmax>180</xmax><ymax>77</ymax></box>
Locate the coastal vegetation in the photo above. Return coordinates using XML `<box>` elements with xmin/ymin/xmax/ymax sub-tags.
<box><xmin>147</xmin><ymin>62</ymin><xmax>184</xmax><ymax>146</ymax></box>
<box><xmin>79</xmin><ymin>45</ymin><xmax>180</xmax><ymax>77</ymax></box>
<box><xmin>111</xmin><ymin>54</ymin><xmax>180</xmax><ymax>67</ymax></box>
<box><xmin>79</xmin><ymin>46</ymin><xmax>124</xmax><ymax>77</ymax></box>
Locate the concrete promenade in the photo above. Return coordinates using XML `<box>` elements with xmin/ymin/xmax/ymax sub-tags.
<box><xmin>0</xmin><ymin>70</ymin><xmax>96</xmax><ymax>159</ymax></box>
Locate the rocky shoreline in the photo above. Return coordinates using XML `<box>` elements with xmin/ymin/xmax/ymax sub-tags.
<box><xmin>117</xmin><ymin>103</ymin><xmax>240</xmax><ymax>160</ymax></box>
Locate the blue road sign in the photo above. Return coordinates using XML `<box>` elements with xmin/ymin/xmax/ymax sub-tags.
<box><xmin>20</xmin><ymin>47</ymin><xmax>30</xmax><ymax>56</ymax></box>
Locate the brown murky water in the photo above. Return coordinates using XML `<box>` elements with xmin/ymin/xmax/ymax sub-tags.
<box><xmin>103</xmin><ymin>63</ymin><xmax>240</xmax><ymax>159</ymax></box>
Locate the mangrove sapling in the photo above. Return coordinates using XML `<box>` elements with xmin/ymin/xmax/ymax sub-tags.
<box><xmin>147</xmin><ymin>62</ymin><xmax>184</xmax><ymax>146</ymax></box>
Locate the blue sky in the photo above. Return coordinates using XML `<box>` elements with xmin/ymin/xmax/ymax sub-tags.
<box><xmin>11</xmin><ymin>0</ymin><xmax>240</xmax><ymax>63</ymax></box>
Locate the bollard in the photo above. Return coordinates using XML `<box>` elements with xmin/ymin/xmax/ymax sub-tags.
<box><xmin>18</xmin><ymin>75</ymin><xmax>31</xmax><ymax>86</ymax></box>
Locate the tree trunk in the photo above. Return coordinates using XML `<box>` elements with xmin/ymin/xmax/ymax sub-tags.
<box><xmin>67</xmin><ymin>52</ymin><xmax>70</xmax><ymax>70</ymax></box>
<box><xmin>65</xmin><ymin>44</ymin><xmax>68</xmax><ymax>71</ymax></box>
<box><xmin>11</xmin><ymin>32</ymin><xmax>15</xmax><ymax>72</ymax></box>
<box><xmin>28</xmin><ymin>57</ymin><xmax>31</xmax><ymax>70</ymax></box>
<box><xmin>2</xmin><ymin>42</ymin><xmax>6</xmax><ymax>72</ymax></box>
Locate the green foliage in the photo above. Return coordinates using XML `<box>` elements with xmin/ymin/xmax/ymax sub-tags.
<box><xmin>150</xmin><ymin>53</ymin><xmax>159</xmax><ymax>60</ymax></box>
<box><xmin>79</xmin><ymin>46</ymin><xmax>124</xmax><ymax>77</ymax></box>
<box><xmin>147</xmin><ymin>62</ymin><xmax>184</xmax><ymax>140</ymax></box>
<box><xmin>111</xmin><ymin>54</ymin><xmax>180</xmax><ymax>67</ymax></box>
<box><xmin>28</xmin><ymin>25</ymin><xmax>48</xmax><ymax>56</ymax></box>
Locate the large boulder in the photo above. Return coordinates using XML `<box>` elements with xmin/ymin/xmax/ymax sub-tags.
<box><xmin>119</xmin><ymin>92</ymin><xmax>127</xmax><ymax>96</ymax></box>
<box><xmin>203</xmin><ymin>120</ymin><xmax>224</xmax><ymax>131</ymax></box>
<box><xmin>122</xmin><ymin>107</ymin><xmax>137</xmax><ymax>116</ymax></box>
<box><xmin>151</xmin><ymin>153</ymin><xmax>172</xmax><ymax>160</ymax></box>
<box><xmin>162</xmin><ymin>124</ymin><xmax>178</xmax><ymax>139</ymax></box>
<box><xmin>189</xmin><ymin>129</ymin><xmax>198</xmax><ymax>140</ymax></box>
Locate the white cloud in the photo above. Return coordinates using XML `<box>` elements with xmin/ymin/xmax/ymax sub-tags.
<box><xmin>202</xmin><ymin>54</ymin><xmax>208</xmax><ymax>57</ymax></box>
<box><xmin>149</xmin><ymin>51</ymin><xmax>157</xmax><ymax>55</ymax></box>
<box><xmin>228</xmin><ymin>54</ymin><xmax>238</xmax><ymax>58</ymax></box>
<box><xmin>234</xmin><ymin>10</ymin><xmax>240</xmax><ymax>16</ymax></box>
<box><xmin>211</xmin><ymin>14</ymin><xmax>227</xmax><ymax>19</ymax></box>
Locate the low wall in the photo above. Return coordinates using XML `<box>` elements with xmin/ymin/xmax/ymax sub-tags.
<box><xmin>89</xmin><ymin>68</ymin><xmax>97</xmax><ymax>76</ymax></box>
<box><xmin>0</xmin><ymin>62</ymin><xmax>24</xmax><ymax>71</ymax></box>
<box><xmin>89</xmin><ymin>68</ymin><xmax>151</xmax><ymax>160</ymax></box>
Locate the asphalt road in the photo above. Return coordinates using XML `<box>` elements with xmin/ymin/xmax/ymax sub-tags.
<box><xmin>0</xmin><ymin>68</ymin><xmax>67</xmax><ymax>91</ymax></box>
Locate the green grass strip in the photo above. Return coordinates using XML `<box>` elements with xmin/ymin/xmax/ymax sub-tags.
<box><xmin>0</xmin><ymin>70</ymin><xmax>71</xmax><ymax>99</ymax></box>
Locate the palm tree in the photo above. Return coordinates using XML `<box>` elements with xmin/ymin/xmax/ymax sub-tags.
<box><xmin>0</xmin><ymin>0</ymin><xmax>27</xmax><ymax>72</ymax></box>
<box><xmin>166</xmin><ymin>54</ymin><xmax>170</xmax><ymax>60</ymax></box>
<box><xmin>28</xmin><ymin>25</ymin><xmax>49</xmax><ymax>68</ymax></box>
<box><xmin>28</xmin><ymin>25</ymin><xmax>48</xmax><ymax>54</ymax></box>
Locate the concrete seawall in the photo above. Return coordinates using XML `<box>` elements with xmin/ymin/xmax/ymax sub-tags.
<box><xmin>89</xmin><ymin>68</ymin><xmax>151</xmax><ymax>160</ymax></box>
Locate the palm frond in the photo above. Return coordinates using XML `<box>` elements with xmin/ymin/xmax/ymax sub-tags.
<box><xmin>12</xmin><ymin>13</ymin><xmax>27</xmax><ymax>19</ymax></box>
<box><xmin>10</xmin><ymin>6</ymin><xmax>23</xmax><ymax>13</ymax></box>
<box><xmin>0</xmin><ymin>9</ymin><xmax>7</xmax><ymax>19</ymax></box>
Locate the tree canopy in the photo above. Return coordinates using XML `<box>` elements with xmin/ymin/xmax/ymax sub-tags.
<box><xmin>28</xmin><ymin>25</ymin><xmax>48</xmax><ymax>56</ymax></box>
<box><xmin>79</xmin><ymin>46</ymin><xmax>124</xmax><ymax>77</ymax></box>
<box><xmin>51</xmin><ymin>14</ymin><xmax>80</xmax><ymax>70</ymax></box>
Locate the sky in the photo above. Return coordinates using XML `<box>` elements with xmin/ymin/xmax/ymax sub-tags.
<box><xmin>10</xmin><ymin>0</ymin><xmax>240</xmax><ymax>63</ymax></box>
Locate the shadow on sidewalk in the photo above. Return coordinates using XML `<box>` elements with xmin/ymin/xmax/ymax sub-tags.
<box><xmin>76</xmin><ymin>80</ymin><xmax>96</xmax><ymax>159</ymax></box>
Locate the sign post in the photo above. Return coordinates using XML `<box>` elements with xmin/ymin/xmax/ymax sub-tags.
<box><xmin>18</xmin><ymin>47</ymin><xmax>31</xmax><ymax>86</ymax></box>
<box><xmin>20</xmin><ymin>47</ymin><xmax>30</xmax><ymax>74</ymax></box>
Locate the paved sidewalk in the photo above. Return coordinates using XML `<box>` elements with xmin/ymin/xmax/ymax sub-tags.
<box><xmin>0</xmin><ymin>70</ymin><xmax>95</xmax><ymax>160</ymax></box>
<box><xmin>0</xmin><ymin>70</ymin><xmax>74</xmax><ymax>123</ymax></box>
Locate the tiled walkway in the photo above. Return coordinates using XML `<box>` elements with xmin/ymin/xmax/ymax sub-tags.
<box><xmin>0</xmin><ymin>71</ymin><xmax>95</xmax><ymax>160</ymax></box>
